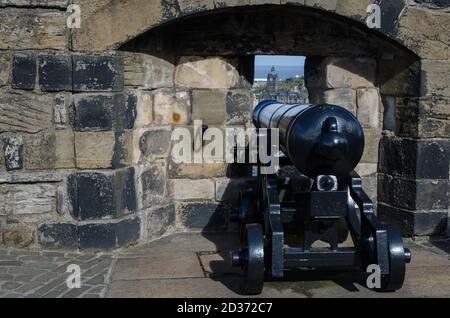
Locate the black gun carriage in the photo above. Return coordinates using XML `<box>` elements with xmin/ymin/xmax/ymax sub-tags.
<box><xmin>230</xmin><ymin>100</ymin><xmax>411</xmax><ymax>294</ymax></box>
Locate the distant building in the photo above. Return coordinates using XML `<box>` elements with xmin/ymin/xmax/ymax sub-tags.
<box><xmin>253</xmin><ymin>66</ymin><xmax>309</xmax><ymax>104</ymax></box>
<box><xmin>266</xmin><ymin>66</ymin><xmax>278</xmax><ymax>95</ymax></box>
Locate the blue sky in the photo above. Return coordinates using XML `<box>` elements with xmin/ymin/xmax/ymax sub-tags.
<box><xmin>255</xmin><ymin>55</ymin><xmax>305</xmax><ymax>67</ymax></box>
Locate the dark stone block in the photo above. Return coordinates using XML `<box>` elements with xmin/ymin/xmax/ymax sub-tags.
<box><xmin>11</xmin><ymin>54</ymin><xmax>36</xmax><ymax>90</ymax></box>
<box><xmin>76</xmin><ymin>172</ymin><xmax>115</xmax><ymax>220</ymax></box>
<box><xmin>38</xmin><ymin>223</ymin><xmax>78</xmax><ymax>249</ymax></box>
<box><xmin>116</xmin><ymin>217</ymin><xmax>140</xmax><ymax>247</ymax></box>
<box><xmin>72</xmin><ymin>55</ymin><xmax>124</xmax><ymax>92</ymax></box>
<box><xmin>67</xmin><ymin>174</ymin><xmax>78</xmax><ymax>219</ymax></box>
<box><xmin>148</xmin><ymin>204</ymin><xmax>175</xmax><ymax>239</ymax></box>
<box><xmin>112</xmin><ymin>131</ymin><xmax>131</xmax><ymax>169</ymax></box>
<box><xmin>70</xmin><ymin>168</ymin><xmax>136</xmax><ymax>221</ymax></box>
<box><xmin>71</xmin><ymin>93</ymin><xmax>136</xmax><ymax>131</ymax></box>
<box><xmin>378</xmin><ymin>174</ymin><xmax>449</xmax><ymax>211</ymax></box>
<box><xmin>141</xmin><ymin>163</ymin><xmax>167</xmax><ymax>208</ymax></box>
<box><xmin>378</xmin><ymin>204</ymin><xmax>447</xmax><ymax>236</ymax></box>
<box><xmin>114</xmin><ymin>93</ymin><xmax>137</xmax><ymax>130</ymax></box>
<box><xmin>379</xmin><ymin>136</ymin><xmax>450</xmax><ymax>179</ymax></box>
<box><xmin>79</xmin><ymin>223</ymin><xmax>116</xmax><ymax>249</ymax></box>
<box><xmin>415</xmin><ymin>141</ymin><xmax>450</xmax><ymax>179</ymax></box>
<box><xmin>3</xmin><ymin>135</ymin><xmax>23</xmax><ymax>171</ymax></box>
<box><xmin>177</xmin><ymin>202</ymin><xmax>228</xmax><ymax>230</ymax></box>
<box><xmin>38</xmin><ymin>54</ymin><xmax>72</xmax><ymax>91</ymax></box>
<box><xmin>114</xmin><ymin>167</ymin><xmax>137</xmax><ymax>215</ymax></box>
<box><xmin>139</xmin><ymin>128</ymin><xmax>172</xmax><ymax>157</ymax></box>
<box><xmin>71</xmin><ymin>94</ymin><xmax>114</xmax><ymax>130</ymax></box>
<box><xmin>375</xmin><ymin>0</ymin><xmax>406</xmax><ymax>36</ymax></box>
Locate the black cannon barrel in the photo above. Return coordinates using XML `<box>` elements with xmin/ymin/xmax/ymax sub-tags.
<box><xmin>253</xmin><ymin>100</ymin><xmax>365</xmax><ymax>178</ymax></box>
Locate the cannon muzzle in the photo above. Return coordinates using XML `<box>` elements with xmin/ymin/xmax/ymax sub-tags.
<box><xmin>253</xmin><ymin>101</ymin><xmax>365</xmax><ymax>178</ymax></box>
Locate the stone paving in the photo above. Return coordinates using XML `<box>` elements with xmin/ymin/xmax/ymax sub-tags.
<box><xmin>1</xmin><ymin>232</ymin><xmax>450</xmax><ymax>298</ymax></box>
<box><xmin>0</xmin><ymin>249</ymin><xmax>113</xmax><ymax>298</ymax></box>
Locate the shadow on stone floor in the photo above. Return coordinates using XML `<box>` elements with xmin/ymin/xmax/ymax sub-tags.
<box><xmin>200</xmin><ymin>223</ymin><xmax>372</xmax><ymax>295</ymax></box>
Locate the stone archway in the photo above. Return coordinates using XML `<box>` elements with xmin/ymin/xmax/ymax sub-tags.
<box><xmin>0</xmin><ymin>0</ymin><xmax>448</xmax><ymax>250</ymax></box>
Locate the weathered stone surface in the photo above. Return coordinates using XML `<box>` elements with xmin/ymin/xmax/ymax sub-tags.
<box><xmin>169</xmin><ymin>160</ymin><xmax>228</xmax><ymax>179</ymax></box>
<box><xmin>379</xmin><ymin>136</ymin><xmax>450</xmax><ymax>179</ymax></box>
<box><xmin>24</xmin><ymin>130</ymin><xmax>56</xmax><ymax>170</ymax></box>
<box><xmin>138</xmin><ymin>127</ymin><xmax>172</xmax><ymax>158</ymax></box>
<box><xmin>38</xmin><ymin>54</ymin><xmax>72</xmax><ymax>91</ymax></box>
<box><xmin>378</xmin><ymin>174</ymin><xmax>449</xmax><ymax>211</ymax></box>
<box><xmin>175</xmin><ymin>56</ymin><xmax>239</xmax><ymax>89</ymax></box>
<box><xmin>153</xmin><ymin>89</ymin><xmax>191</xmax><ymax>125</ymax></box>
<box><xmin>378</xmin><ymin>58</ymin><xmax>420</xmax><ymax>97</ymax></box>
<box><xmin>0</xmin><ymin>91</ymin><xmax>53</xmax><ymax>133</ymax></box>
<box><xmin>79</xmin><ymin>223</ymin><xmax>116</xmax><ymax>249</ymax></box>
<box><xmin>147</xmin><ymin>204</ymin><xmax>175</xmax><ymax>239</ymax></box>
<box><xmin>305</xmin><ymin>57</ymin><xmax>376</xmax><ymax>89</ymax></box>
<box><xmin>25</xmin><ymin>129</ymin><xmax>74</xmax><ymax>170</ymax></box>
<box><xmin>0</xmin><ymin>183</ymin><xmax>56</xmax><ymax>215</ymax></box>
<box><xmin>132</xmin><ymin>91</ymin><xmax>153</xmax><ymax>128</ymax></box>
<box><xmin>176</xmin><ymin>202</ymin><xmax>228</xmax><ymax>230</ymax></box>
<box><xmin>75</xmin><ymin>131</ymin><xmax>115</xmax><ymax>169</ymax></box>
<box><xmin>37</xmin><ymin>223</ymin><xmax>77</xmax><ymax>249</ymax></box>
<box><xmin>3</xmin><ymin>135</ymin><xmax>23</xmax><ymax>171</ymax></box>
<box><xmin>396</xmin><ymin>7</ymin><xmax>449</xmax><ymax>60</ymax></box>
<box><xmin>420</xmin><ymin>60</ymin><xmax>450</xmax><ymax>97</ymax></box>
<box><xmin>376</xmin><ymin>0</ymin><xmax>406</xmax><ymax>36</ymax></box>
<box><xmin>74</xmin><ymin>130</ymin><xmax>131</xmax><ymax>169</ymax></box>
<box><xmin>72</xmin><ymin>93</ymin><xmax>115</xmax><ymax>130</ymax></box>
<box><xmin>55</xmin><ymin>129</ymin><xmax>75</xmax><ymax>168</ymax></box>
<box><xmin>226</xmin><ymin>90</ymin><xmax>252</xmax><ymax>125</ymax></box>
<box><xmin>116</xmin><ymin>217</ymin><xmax>140</xmax><ymax>247</ymax></box>
<box><xmin>40</xmin><ymin>217</ymin><xmax>140</xmax><ymax>250</ymax></box>
<box><xmin>304</xmin><ymin>0</ymin><xmax>338</xmax><ymax>11</ymax></box>
<box><xmin>382</xmin><ymin>96</ymin><xmax>396</xmax><ymax>131</ymax></box>
<box><xmin>139</xmin><ymin>128</ymin><xmax>172</xmax><ymax>158</ymax></box>
<box><xmin>357</xmin><ymin>88</ymin><xmax>381</xmax><ymax>129</ymax></box>
<box><xmin>192</xmin><ymin>90</ymin><xmax>226</xmax><ymax>124</ymax></box>
<box><xmin>124</xmin><ymin>52</ymin><xmax>174</xmax><ymax>89</ymax></box>
<box><xmin>396</xmin><ymin>96</ymin><xmax>450</xmax><ymax>138</ymax></box>
<box><xmin>71</xmin><ymin>93</ymin><xmax>136</xmax><ymax>131</ymax></box>
<box><xmin>11</xmin><ymin>53</ymin><xmax>36</xmax><ymax>90</ymax></box>
<box><xmin>215</xmin><ymin>178</ymin><xmax>249</xmax><ymax>201</ymax></box>
<box><xmin>72</xmin><ymin>55</ymin><xmax>124</xmax><ymax>92</ymax></box>
<box><xmin>136</xmin><ymin>162</ymin><xmax>167</xmax><ymax>209</ymax></box>
<box><xmin>355</xmin><ymin>163</ymin><xmax>377</xmax><ymax>177</ymax></box>
<box><xmin>361</xmin><ymin>175</ymin><xmax>377</xmax><ymax>203</ymax></box>
<box><xmin>54</xmin><ymin>93</ymin><xmax>69</xmax><ymax>127</ymax></box>
<box><xmin>0</xmin><ymin>1</ymin><xmax>69</xmax><ymax>8</ymax></box>
<box><xmin>0</xmin><ymin>8</ymin><xmax>67</xmax><ymax>50</ymax></box>
<box><xmin>0</xmin><ymin>52</ymin><xmax>11</xmax><ymax>87</ymax></box>
<box><xmin>0</xmin><ymin>138</ymin><xmax>4</xmax><ymax>170</ymax></box>
<box><xmin>378</xmin><ymin>204</ymin><xmax>447</xmax><ymax>236</ymax></box>
<box><xmin>170</xmin><ymin>179</ymin><xmax>215</xmax><ymax>200</ymax></box>
<box><xmin>334</xmin><ymin>0</ymin><xmax>374</xmax><ymax>20</ymax></box>
<box><xmin>309</xmin><ymin>88</ymin><xmax>356</xmax><ymax>114</ymax></box>
<box><xmin>70</xmin><ymin>168</ymin><xmax>136</xmax><ymax>221</ymax></box>
<box><xmin>72</xmin><ymin>0</ymin><xmax>170</xmax><ymax>51</ymax></box>
<box><xmin>178</xmin><ymin>0</ymin><xmax>214</xmax><ymax>13</ymax></box>
<box><xmin>2</xmin><ymin>224</ymin><xmax>35</xmax><ymax>248</ymax></box>
<box><xmin>0</xmin><ymin>170</ymin><xmax>67</xmax><ymax>183</ymax></box>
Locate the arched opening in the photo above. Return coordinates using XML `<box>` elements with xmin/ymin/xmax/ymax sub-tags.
<box><xmin>117</xmin><ymin>5</ymin><xmax>425</xmax><ymax>238</ymax></box>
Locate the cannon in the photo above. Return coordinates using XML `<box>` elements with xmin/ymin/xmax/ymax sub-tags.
<box><xmin>230</xmin><ymin>101</ymin><xmax>411</xmax><ymax>294</ymax></box>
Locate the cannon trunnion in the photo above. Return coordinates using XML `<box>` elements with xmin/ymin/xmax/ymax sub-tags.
<box><xmin>231</xmin><ymin>101</ymin><xmax>411</xmax><ymax>295</ymax></box>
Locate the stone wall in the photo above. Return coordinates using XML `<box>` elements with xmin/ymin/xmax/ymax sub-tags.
<box><xmin>306</xmin><ymin>57</ymin><xmax>382</xmax><ymax>203</ymax></box>
<box><xmin>0</xmin><ymin>0</ymin><xmax>448</xmax><ymax>250</ymax></box>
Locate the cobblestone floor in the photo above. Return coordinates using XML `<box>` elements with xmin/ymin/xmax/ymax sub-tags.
<box><xmin>1</xmin><ymin>232</ymin><xmax>449</xmax><ymax>298</ymax></box>
<box><xmin>0</xmin><ymin>249</ymin><xmax>113</xmax><ymax>298</ymax></box>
